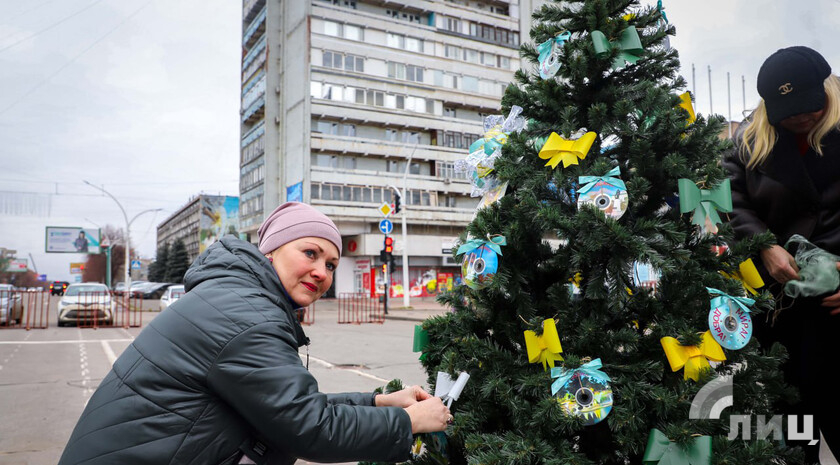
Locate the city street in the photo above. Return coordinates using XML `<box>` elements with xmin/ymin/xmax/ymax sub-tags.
<box><xmin>0</xmin><ymin>294</ymin><xmax>444</xmax><ymax>465</ymax></box>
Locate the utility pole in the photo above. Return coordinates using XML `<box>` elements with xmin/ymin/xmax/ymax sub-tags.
<box><xmin>83</xmin><ymin>181</ymin><xmax>161</xmax><ymax>303</ymax></box>
<box><xmin>727</xmin><ymin>72</ymin><xmax>732</xmax><ymax>138</ymax></box>
<box><xmin>708</xmin><ymin>65</ymin><xmax>713</xmax><ymax>115</ymax></box>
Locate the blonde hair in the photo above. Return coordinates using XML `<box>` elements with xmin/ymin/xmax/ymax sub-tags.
<box><xmin>740</xmin><ymin>74</ymin><xmax>840</xmax><ymax>169</ymax></box>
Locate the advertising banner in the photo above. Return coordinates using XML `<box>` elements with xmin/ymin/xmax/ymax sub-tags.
<box><xmin>69</xmin><ymin>263</ymin><xmax>84</xmax><ymax>274</ymax></box>
<box><xmin>200</xmin><ymin>196</ymin><xmax>240</xmax><ymax>254</ymax></box>
<box><xmin>5</xmin><ymin>259</ymin><xmax>28</xmax><ymax>273</ymax></box>
<box><xmin>46</xmin><ymin>227</ymin><xmax>101</xmax><ymax>254</ymax></box>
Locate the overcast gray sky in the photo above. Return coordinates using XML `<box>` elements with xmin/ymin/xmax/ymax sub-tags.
<box><xmin>1</xmin><ymin>0</ymin><xmax>838</xmax><ymax>282</ymax></box>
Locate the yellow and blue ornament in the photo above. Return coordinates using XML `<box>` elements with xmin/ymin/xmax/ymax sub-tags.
<box><xmin>456</xmin><ymin>235</ymin><xmax>506</xmax><ymax>290</ymax></box>
<box><xmin>550</xmin><ymin>359</ymin><xmax>613</xmax><ymax>425</ymax></box>
<box><xmin>577</xmin><ymin>166</ymin><xmax>629</xmax><ymax>220</ymax></box>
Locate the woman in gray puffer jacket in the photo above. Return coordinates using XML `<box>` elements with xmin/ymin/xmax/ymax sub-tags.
<box><xmin>59</xmin><ymin>202</ymin><xmax>450</xmax><ymax>465</ymax></box>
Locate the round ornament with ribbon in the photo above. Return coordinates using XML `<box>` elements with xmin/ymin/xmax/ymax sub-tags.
<box><xmin>577</xmin><ymin>167</ymin><xmax>629</xmax><ymax>219</ymax></box>
<box><xmin>550</xmin><ymin>359</ymin><xmax>613</xmax><ymax>425</ymax></box>
<box><xmin>707</xmin><ymin>287</ymin><xmax>753</xmax><ymax>350</ymax></box>
<box><xmin>457</xmin><ymin>236</ymin><xmax>506</xmax><ymax>290</ymax></box>
<box><xmin>537</xmin><ymin>31</ymin><xmax>571</xmax><ymax>79</ymax></box>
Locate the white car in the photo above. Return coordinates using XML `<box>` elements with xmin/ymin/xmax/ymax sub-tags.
<box><xmin>57</xmin><ymin>283</ymin><xmax>114</xmax><ymax>327</ymax></box>
<box><xmin>159</xmin><ymin>285</ymin><xmax>185</xmax><ymax>311</ymax></box>
<box><xmin>0</xmin><ymin>284</ymin><xmax>23</xmax><ymax>325</ymax></box>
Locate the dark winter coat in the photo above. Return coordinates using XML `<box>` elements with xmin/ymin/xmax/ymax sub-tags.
<box><xmin>58</xmin><ymin>236</ymin><xmax>413</xmax><ymax>465</ymax></box>
<box><xmin>722</xmin><ymin>126</ymin><xmax>840</xmax><ymax>262</ymax></box>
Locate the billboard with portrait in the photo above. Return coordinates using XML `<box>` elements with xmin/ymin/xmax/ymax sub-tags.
<box><xmin>200</xmin><ymin>196</ymin><xmax>240</xmax><ymax>254</ymax></box>
<box><xmin>45</xmin><ymin>227</ymin><xmax>101</xmax><ymax>254</ymax></box>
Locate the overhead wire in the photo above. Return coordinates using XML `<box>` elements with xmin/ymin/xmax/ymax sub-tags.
<box><xmin>0</xmin><ymin>0</ymin><xmax>63</xmax><ymax>31</ymax></box>
<box><xmin>0</xmin><ymin>0</ymin><xmax>109</xmax><ymax>54</ymax></box>
<box><xmin>0</xmin><ymin>0</ymin><xmax>154</xmax><ymax>118</ymax></box>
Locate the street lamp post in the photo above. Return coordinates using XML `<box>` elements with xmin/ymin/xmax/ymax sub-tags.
<box><xmin>83</xmin><ymin>181</ymin><xmax>161</xmax><ymax>297</ymax></box>
<box><xmin>387</xmin><ymin>137</ymin><xmax>419</xmax><ymax>309</ymax></box>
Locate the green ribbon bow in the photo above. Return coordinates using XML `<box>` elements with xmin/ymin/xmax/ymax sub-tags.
<box><xmin>677</xmin><ymin>179</ymin><xmax>733</xmax><ymax>230</ymax></box>
<box><xmin>707</xmin><ymin>287</ymin><xmax>754</xmax><ymax>315</ymax></box>
<box><xmin>550</xmin><ymin>358</ymin><xmax>610</xmax><ymax>395</ymax></box>
<box><xmin>456</xmin><ymin>235</ymin><xmax>507</xmax><ymax>257</ymax></box>
<box><xmin>643</xmin><ymin>429</ymin><xmax>712</xmax><ymax>465</ymax></box>
<box><xmin>579</xmin><ymin>166</ymin><xmax>626</xmax><ymax>194</ymax></box>
<box><xmin>413</xmin><ymin>325</ymin><xmax>429</xmax><ymax>361</ymax></box>
<box><xmin>591</xmin><ymin>26</ymin><xmax>644</xmax><ymax>69</ymax></box>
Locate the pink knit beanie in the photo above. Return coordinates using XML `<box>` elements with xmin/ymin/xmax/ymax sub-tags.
<box><xmin>257</xmin><ymin>202</ymin><xmax>342</xmax><ymax>256</ymax></box>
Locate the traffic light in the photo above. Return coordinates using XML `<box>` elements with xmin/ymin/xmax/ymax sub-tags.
<box><xmin>384</xmin><ymin>236</ymin><xmax>394</xmax><ymax>254</ymax></box>
<box><xmin>394</xmin><ymin>193</ymin><xmax>402</xmax><ymax>214</ymax></box>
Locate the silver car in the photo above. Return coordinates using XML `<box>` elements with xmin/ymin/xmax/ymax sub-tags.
<box><xmin>159</xmin><ymin>285</ymin><xmax>185</xmax><ymax>311</ymax></box>
<box><xmin>57</xmin><ymin>283</ymin><xmax>114</xmax><ymax>327</ymax></box>
<box><xmin>0</xmin><ymin>284</ymin><xmax>23</xmax><ymax>325</ymax></box>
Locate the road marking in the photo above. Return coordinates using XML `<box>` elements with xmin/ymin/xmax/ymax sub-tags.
<box><xmin>101</xmin><ymin>340</ymin><xmax>117</xmax><ymax>366</ymax></box>
<box><xmin>0</xmin><ymin>339</ymin><xmax>133</xmax><ymax>345</ymax></box>
<box><xmin>304</xmin><ymin>354</ymin><xmax>390</xmax><ymax>383</ymax></box>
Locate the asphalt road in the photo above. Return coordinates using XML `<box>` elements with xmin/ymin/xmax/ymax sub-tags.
<box><xmin>0</xmin><ymin>294</ymin><xmax>431</xmax><ymax>465</ymax></box>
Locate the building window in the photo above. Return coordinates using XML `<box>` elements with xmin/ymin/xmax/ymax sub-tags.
<box><xmin>323</xmin><ymin>51</ymin><xmax>364</xmax><ymax>72</ymax></box>
<box><xmin>445</xmin><ymin>17</ymin><xmax>461</xmax><ymax>33</ymax></box>
<box><xmin>445</xmin><ymin>45</ymin><xmax>461</xmax><ymax>59</ymax></box>
<box><xmin>463</xmin><ymin>48</ymin><xmax>480</xmax><ymax>64</ymax></box>
<box><xmin>322</xmin><ymin>21</ymin><xmax>363</xmax><ymax>41</ymax></box>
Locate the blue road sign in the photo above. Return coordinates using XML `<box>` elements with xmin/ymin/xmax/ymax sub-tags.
<box><xmin>378</xmin><ymin>219</ymin><xmax>393</xmax><ymax>234</ymax></box>
<box><xmin>131</xmin><ymin>260</ymin><xmax>142</xmax><ymax>270</ymax></box>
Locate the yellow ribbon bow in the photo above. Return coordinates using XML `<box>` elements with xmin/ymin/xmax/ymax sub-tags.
<box><xmin>538</xmin><ymin>131</ymin><xmax>598</xmax><ymax>169</ymax></box>
<box><xmin>524</xmin><ymin>318</ymin><xmax>564</xmax><ymax>371</ymax></box>
<box><xmin>720</xmin><ymin>258</ymin><xmax>765</xmax><ymax>296</ymax></box>
<box><xmin>660</xmin><ymin>331</ymin><xmax>726</xmax><ymax>381</ymax></box>
<box><xmin>678</xmin><ymin>91</ymin><xmax>696</xmax><ymax>125</ymax></box>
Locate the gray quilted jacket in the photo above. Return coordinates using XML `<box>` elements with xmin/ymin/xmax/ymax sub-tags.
<box><xmin>58</xmin><ymin>236</ymin><xmax>413</xmax><ymax>464</ymax></box>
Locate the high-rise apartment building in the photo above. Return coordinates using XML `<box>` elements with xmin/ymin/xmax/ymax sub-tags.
<box><xmin>239</xmin><ymin>0</ymin><xmax>541</xmax><ymax>297</ymax></box>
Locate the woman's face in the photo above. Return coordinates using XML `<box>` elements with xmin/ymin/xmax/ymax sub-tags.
<box><xmin>267</xmin><ymin>237</ymin><xmax>339</xmax><ymax>307</ymax></box>
<box><xmin>779</xmin><ymin>108</ymin><xmax>826</xmax><ymax>134</ymax></box>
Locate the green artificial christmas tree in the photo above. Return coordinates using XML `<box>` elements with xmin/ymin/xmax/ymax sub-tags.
<box><xmin>398</xmin><ymin>1</ymin><xmax>808</xmax><ymax>464</ymax></box>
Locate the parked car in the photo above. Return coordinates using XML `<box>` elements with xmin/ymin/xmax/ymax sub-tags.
<box><xmin>141</xmin><ymin>282</ymin><xmax>173</xmax><ymax>300</ymax></box>
<box><xmin>159</xmin><ymin>285</ymin><xmax>185</xmax><ymax>311</ymax></box>
<box><xmin>113</xmin><ymin>282</ymin><xmax>127</xmax><ymax>294</ymax></box>
<box><xmin>0</xmin><ymin>284</ymin><xmax>24</xmax><ymax>325</ymax></box>
<box><xmin>50</xmin><ymin>281</ymin><xmax>70</xmax><ymax>296</ymax></box>
<box><xmin>57</xmin><ymin>283</ymin><xmax>114</xmax><ymax>327</ymax></box>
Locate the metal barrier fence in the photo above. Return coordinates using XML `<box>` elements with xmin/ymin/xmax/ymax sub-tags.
<box><xmin>65</xmin><ymin>291</ymin><xmax>143</xmax><ymax>329</ymax></box>
<box><xmin>338</xmin><ymin>293</ymin><xmax>384</xmax><ymax>324</ymax></box>
<box><xmin>0</xmin><ymin>290</ymin><xmax>49</xmax><ymax>330</ymax></box>
<box><xmin>297</xmin><ymin>303</ymin><xmax>315</xmax><ymax>326</ymax></box>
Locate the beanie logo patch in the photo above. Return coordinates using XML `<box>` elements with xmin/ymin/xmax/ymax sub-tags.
<box><xmin>778</xmin><ymin>82</ymin><xmax>793</xmax><ymax>95</ymax></box>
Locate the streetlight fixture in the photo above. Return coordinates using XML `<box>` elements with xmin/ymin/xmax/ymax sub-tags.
<box><xmin>387</xmin><ymin>134</ymin><xmax>419</xmax><ymax>308</ymax></box>
<box><xmin>83</xmin><ymin>181</ymin><xmax>162</xmax><ymax>297</ymax></box>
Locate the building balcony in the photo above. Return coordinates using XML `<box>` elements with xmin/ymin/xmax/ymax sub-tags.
<box><xmin>310</xmin><ymin>166</ymin><xmax>472</xmax><ymax>195</ymax></box>
<box><xmin>311</xmin><ymin>134</ymin><xmax>465</xmax><ymax>163</ymax></box>
<box><xmin>242</xmin><ymin>6</ymin><xmax>266</xmax><ymax>50</ymax></box>
<box><xmin>243</xmin><ymin>0</ymin><xmax>265</xmax><ymax>25</ymax></box>
<box><xmin>311</xmin><ymin>202</ymin><xmax>474</xmax><ymax>227</ymax></box>
<box><xmin>242</xmin><ymin>35</ymin><xmax>266</xmax><ymax>71</ymax></box>
<box><xmin>241</xmin><ymin>96</ymin><xmax>265</xmax><ymax>124</ymax></box>
<box><xmin>310</xmin><ymin>101</ymin><xmax>482</xmax><ymax>135</ymax></box>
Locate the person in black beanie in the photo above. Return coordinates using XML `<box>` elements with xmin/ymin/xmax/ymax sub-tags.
<box><xmin>723</xmin><ymin>46</ymin><xmax>840</xmax><ymax>462</ymax></box>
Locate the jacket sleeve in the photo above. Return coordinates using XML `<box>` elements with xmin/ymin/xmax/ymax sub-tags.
<box><xmin>326</xmin><ymin>392</ymin><xmax>377</xmax><ymax>406</ymax></box>
<box><xmin>207</xmin><ymin>322</ymin><xmax>413</xmax><ymax>463</ymax></box>
<box><xmin>722</xmin><ymin>146</ymin><xmax>771</xmax><ymax>239</ymax></box>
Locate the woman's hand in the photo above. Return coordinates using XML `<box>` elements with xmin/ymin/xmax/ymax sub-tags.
<box><xmin>404</xmin><ymin>397</ymin><xmax>451</xmax><ymax>433</ymax></box>
<box><xmin>820</xmin><ymin>262</ymin><xmax>840</xmax><ymax>315</ymax></box>
<box><xmin>760</xmin><ymin>245</ymin><xmax>800</xmax><ymax>284</ymax></box>
<box><xmin>375</xmin><ymin>385</ymin><xmax>432</xmax><ymax>408</ymax></box>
